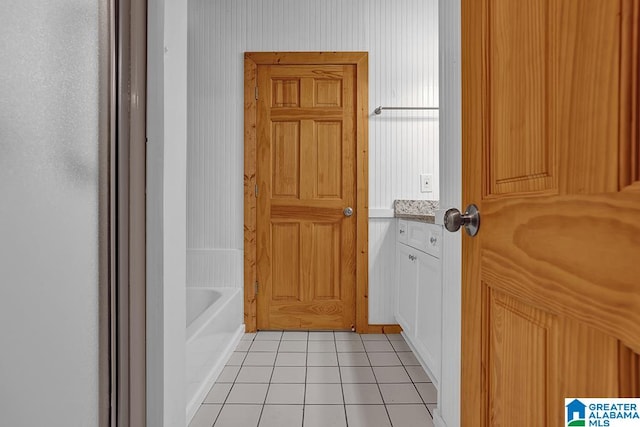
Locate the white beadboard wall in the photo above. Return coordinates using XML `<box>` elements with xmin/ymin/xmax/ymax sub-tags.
<box><xmin>368</xmin><ymin>219</ymin><xmax>398</xmax><ymax>322</ymax></box>
<box><xmin>187</xmin><ymin>0</ymin><xmax>439</xmax><ymax>322</ymax></box>
<box><xmin>186</xmin><ymin>249</ymin><xmax>243</xmax><ymax>287</ymax></box>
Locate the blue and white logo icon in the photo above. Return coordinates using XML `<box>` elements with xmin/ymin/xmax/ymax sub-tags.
<box><xmin>565</xmin><ymin>398</ymin><xmax>640</xmax><ymax>427</ymax></box>
<box><xmin>566</xmin><ymin>399</ymin><xmax>587</xmax><ymax>426</ymax></box>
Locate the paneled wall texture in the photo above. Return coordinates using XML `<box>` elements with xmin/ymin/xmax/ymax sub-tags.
<box><xmin>187</xmin><ymin>0</ymin><xmax>438</xmax><ymax>323</ymax></box>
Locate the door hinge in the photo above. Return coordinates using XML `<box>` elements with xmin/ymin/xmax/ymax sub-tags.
<box><xmin>255</xmin><ymin>86</ymin><xmax>258</xmax><ymax>100</ymax></box>
<box><xmin>254</xmin><ymin>281</ymin><xmax>259</xmax><ymax>295</ymax></box>
<box><xmin>255</xmin><ymin>184</ymin><xmax>259</xmax><ymax>198</ymax></box>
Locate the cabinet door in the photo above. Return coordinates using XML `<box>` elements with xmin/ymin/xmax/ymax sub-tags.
<box><xmin>395</xmin><ymin>243</ymin><xmax>418</xmax><ymax>337</ymax></box>
<box><xmin>415</xmin><ymin>251</ymin><xmax>442</xmax><ymax>384</ymax></box>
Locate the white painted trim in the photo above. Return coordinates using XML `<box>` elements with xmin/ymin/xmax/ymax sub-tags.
<box><xmin>369</xmin><ymin>208</ymin><xmax>395</xmax><ymax>218</ymax></box>
<box><xmin>432</xmin><ymin>410</ymin><xmax>448</xmax><ymax>427</ymax></box>
<box><xmin>438</xmin><ymin>0</ymin><xmax>462</xmax><ymax>426</ymax></box>
<box><xmin>147</xmin><ymin>0</ymin><xmax>188</xmax><ymax>425</ymax></box>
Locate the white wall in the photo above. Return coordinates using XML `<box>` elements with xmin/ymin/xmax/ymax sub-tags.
<box><xmin>0</xmin><ymin>1</ymin><xmax>102</xmax><ymax>425</ymax></box>
<box><xmin>147</xmin><ymin>0</ymin><xmax>188</xmax><ymax>425</ymax></box>
<box><xmin>187</xmin><ymin>0</ymin><xmax>439</xmax><ymax>323</ymax></box>
<box><xmin>435</xmin><ymin>0</ymin><xmax>462</xmax><ymax>426</ymax></box>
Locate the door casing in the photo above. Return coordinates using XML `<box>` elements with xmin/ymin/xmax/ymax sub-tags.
<box><xmin>244</xmin><ymin>52</ymin><xmax>398</xmax><ymax>333</ymax></box>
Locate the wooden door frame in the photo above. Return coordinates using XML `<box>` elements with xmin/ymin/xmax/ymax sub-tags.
<box><xmin>243</xmin><ymin>51</ymin><xmax>379</xmax><ymax>333</ymax></box>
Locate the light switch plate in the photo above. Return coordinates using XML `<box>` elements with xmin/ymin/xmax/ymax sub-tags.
<box><xmin>420</xmin><ymin>174</ymin><xmax>433</xmax><ymax>193</ymax></box>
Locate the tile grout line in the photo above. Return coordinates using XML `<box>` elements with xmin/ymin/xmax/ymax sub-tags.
<box><xmin>255</xmin><ymin>331</ymin><xmax>283</xmax><ymax>427</ymax></box>
<box><xmin>396</xmin><ymin>337</ymin><xmax>429</xmax><ymax>405</ymax></box>
<box><xmin>301</xmin><ymin>331</ymin><xmax>309</xmax><ymax>427</ymax></box>
<box><xmin>365</xmin><ymin>334</ymin><xmax>395</xmax><ymax>427</ymax></box>
<box><xmin>391</xmin><ymin>334</ymin><xmax>434</xmax><ymax>419</ymax></box>
<box><xmin>198</xmin><ymin>331</ymin><xmax>434</xmax><ymax>426</ymax></box>
<box><xmin>210</xmin><ymin>334</ymin><xmax>255</xmax><ymax>427</ymax></box>
<box><xmin>334</xmin><ymin>331</ymin><xmax>350</xmax><ymax>427</ymax></box>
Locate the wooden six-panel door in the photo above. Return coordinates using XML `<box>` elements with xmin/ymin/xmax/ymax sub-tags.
<box><xmin>462</xmin><ymin>0</ymin><xmax>640</xmax><ymax>425</ymax></box>
<box><xmin>255</xmin><ymin>64</ymin><xmax>357</xmax><ymax>330</ymax></box>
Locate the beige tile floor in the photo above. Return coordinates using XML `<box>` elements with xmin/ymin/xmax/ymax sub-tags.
<box><xmin>189</xmin><ymin>331</ymin><xmax>437</xmax><ymax>427</ymax></box>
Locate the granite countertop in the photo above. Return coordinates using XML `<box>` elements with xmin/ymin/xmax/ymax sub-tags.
<box><xmin>394</xmin><ymin>199</ymin><xmax>439</xmax><ymax>224</ymax></box>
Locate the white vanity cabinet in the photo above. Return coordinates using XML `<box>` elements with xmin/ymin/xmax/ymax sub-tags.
<box><xmin>396</xmin><ymin>242</ymin><xmax>418</xmax><ymax>333</ymax></box>
<box><xmin>395</xmin><ymin>219</ymin><xmax>443</xmax><ymax>385</ymax></box>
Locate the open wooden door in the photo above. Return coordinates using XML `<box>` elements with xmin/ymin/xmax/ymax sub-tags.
<box><xmin>461</xmin><ymin>1</ymin><xmax>640</xmax><ymax>425</ymax></box>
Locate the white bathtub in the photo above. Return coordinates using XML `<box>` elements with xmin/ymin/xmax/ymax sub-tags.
<box><xmin>186</xmin><ymin>287</ymin><xmax>244</xmax><ymax>424</ymax></box>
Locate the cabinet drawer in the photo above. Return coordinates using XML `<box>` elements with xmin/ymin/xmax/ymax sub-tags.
<box><xmin>407</xmin><ymin>221</ymin><xmax>441</xmax><ymax>258</ymax></box>
<box><xmin>397</xmin><ymin>219</ymin><xmax>408</xmax><ymax>245</ymax></box>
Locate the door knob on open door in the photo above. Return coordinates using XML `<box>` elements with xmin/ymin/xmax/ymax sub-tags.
<box><xmin>343</xmin><ymin>207</ymin><xmax>354</xmax><ymax>217</ymax></box>
<box><xmin>444</xmin><ymin>204</ymin><xmax>480</xmax><ymax>236</ymax></box>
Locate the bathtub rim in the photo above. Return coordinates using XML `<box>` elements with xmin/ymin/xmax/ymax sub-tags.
<box><xmin>186</xmin><ymin>287</ymin><xmax>240</xmax><ymax>343</ymax></box>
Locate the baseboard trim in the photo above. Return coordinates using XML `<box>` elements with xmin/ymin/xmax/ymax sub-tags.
<box><xmin>366</xmin><ymin>324</ymin><xmax>403</xmax><ymax>334</ymax></box>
